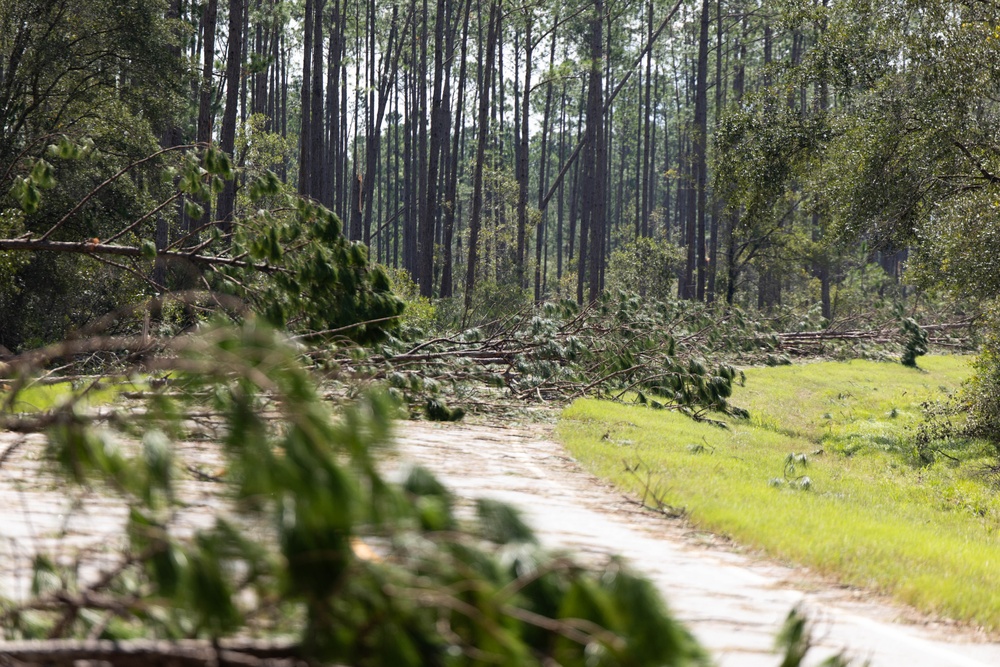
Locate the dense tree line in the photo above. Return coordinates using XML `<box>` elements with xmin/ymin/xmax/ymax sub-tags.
<box><xmin>1</xmin><ymin>0</ymin><xmax>921</xmax><ymax>349</ymax></box>
<box><xmin>1</xmin><ymin>0</ymin><xmax>996</xmax><ymax>351</ymax></box>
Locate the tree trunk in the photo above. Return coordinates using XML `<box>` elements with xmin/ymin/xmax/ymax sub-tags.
<box><xmin>194</xmin><ymin>0</ymin><xmax>218</xmax><ymax>237</ymax></box>
<box><xmin>309</xmin><ymin>0</ymin><xmax>326</xmax><ymax>199</ymax></box>
<box><xmin>465</xmin><ymin>0</ymin><xmax>500</xmax><ymax>313</ymax></box>
<box><xmin>298</xmin><ymin>0</ymin><xmax>313</xmax><ymax>196</ymax></box>
<box><xmin>515</xmin><ymin>18</ymin><xmax>533</xmax><ymax>291</ymax></box>
<box><xmin>441</xmin><ymin>0</ymin><xmax>472</xmax><ymax>298</ymax></box>
<box><xmin>556</xmin><ymin>83</ymin><xmax>567</xmax><ymax>282</ymax></box>
<box><xmin>420</xmin><ymin>0</ymin><xmax>449</xmax><ymax>296</ymax></box>
<box><xmin>534</xmin><ymin>21</ymin><xmax>557</xmax><ymax>303</ymax></box>
<box><xmin>581</xmin><ymin>0</ymin><xmax>605</xmax><ymax>304</ymax></box>
<box><xmin>693</xmin><ymin>0</ymin><xmax>709</xmax><ymax>301</ymax></box>
<box><xmin>154</xmin><ymin>0</ymin><xmax>183</xmax><ymax>288</ymax></box>
<box><xmin>640</xmin><ymin>0</ymin><xmax>653</xmax><ymax>238</ymax></box>
<box><xmin>217</xmin><ymin>0</ymin><xmax>245</xmax><ymax>235</ymax></box>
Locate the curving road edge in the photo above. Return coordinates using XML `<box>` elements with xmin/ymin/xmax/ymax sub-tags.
<box><xmin>396</xmin><ymin>420</ymin><xmax>1000</xmax><ymax>667</ymax></box>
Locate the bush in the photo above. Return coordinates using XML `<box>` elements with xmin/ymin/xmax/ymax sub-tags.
<box><xmin>962</xmin><ymin>304</ymin><xmax>1000</xmax><ymax>447</ymax></box>
<box><xmin>605</xmin><ymin>237</ymin><xmax>683</xmax><ymax>302</ymax></box>
<box><xmin>385</xmin><ymin>267</ymin><xmax>437</xmax><ymax>334</ymax></box>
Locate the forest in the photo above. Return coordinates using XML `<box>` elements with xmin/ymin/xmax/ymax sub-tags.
<box><xmin>5</xmin><ymin>0</ymin><xmax>997</xmax><ymax>344</ymax></box>
<box><xmin>1</xmin><ymin>0</ymin><xmax>1000</xmax><ymax>663</ymax></box>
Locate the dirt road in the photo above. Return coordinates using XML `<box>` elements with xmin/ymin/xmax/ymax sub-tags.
<box><xmin>4</xmin><ymin>419</ymin><xmax>1000</xmax><ymax>665</ymax></box>
<box><xmin>395</xmin><ymin>420</ymin><xmax>1000</xmax><ymax>667</ymax></box>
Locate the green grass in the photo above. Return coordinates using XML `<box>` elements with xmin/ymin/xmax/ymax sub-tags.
<box><xmin>2</xmin><ymin>378</ymin><xmax>135</xmax><ymax>413</ymax></box>
<box><xmin>557</xmin><ymin>355</ymin><xmax>1000</xmax><ymax>630</ymax></box>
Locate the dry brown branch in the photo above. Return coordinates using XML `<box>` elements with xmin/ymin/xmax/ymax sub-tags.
<box><xmin>0</xmin><ymin>639</ymin><xmax>307</xmax><ymax>667</ymax></box>
<box><xmin>0</xmin><ymin>238</ymin><xmax>283</xmax><ymax>273</ymax></box>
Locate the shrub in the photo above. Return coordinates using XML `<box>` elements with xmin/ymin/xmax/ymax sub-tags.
<box><xmin>962</xmin><ymin>304</ymin><xmax>1000</xmax><ymax>448</ymax></box>
<box><xmin>605</xmin><ymin>237</ymin><xmax>683</xmax><ymax>302</ymax></box>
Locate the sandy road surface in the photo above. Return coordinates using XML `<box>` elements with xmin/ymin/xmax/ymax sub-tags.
<box><xmin>0</xmin><ymin>432</ymin><xmax>222</xmax><ymax>602</ymax></box>
<box><xmin>4</xmin><ymin>420</ymin><xmax>1000</xmax><ymax>666</ymax></box>
<box><xmin>395</xmin><ymin>420</ymin><xmax>1000</xmax><ymax>667</ymax></box>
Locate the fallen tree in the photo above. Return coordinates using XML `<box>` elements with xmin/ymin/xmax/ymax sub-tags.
<box><xmin>0</xmin><ymin>321</ymin><xmax>714</xmax><ymax>667</ymax></box>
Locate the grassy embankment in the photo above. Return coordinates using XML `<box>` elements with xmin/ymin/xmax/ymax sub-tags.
<box><xmin>557</xmin><ymin>356</ymin><xmax>1000</xmax><ymax>630</ymax></box>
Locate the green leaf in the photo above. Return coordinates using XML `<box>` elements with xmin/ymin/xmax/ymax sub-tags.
<box><xmin>30</xmin><ymin>160</ymin><xmax>56</xmax><ymax>189</ymax></box>
<box><xmin>150</xmin><ymin>541</ymin><xmax>185</xmax><ymax>597</ymax></box>
<box><xmin>142</xmin><ymin>429</ymin><xmax>173</xmax><ymax>502</ymax></box>
<box><xmin>184</xmin><ymin>200</ymin><xmax>204</xmax><ymax>220</ymax></box>
<box><xmin>140</xmin><ymin>240</ymin><xmax>158</xmax><ymax>260</ymax></box>
<box><xmin>20</xmin><ymin>181</ymin><xmax>41</xmax><ymax>214</ymax></box>
<box><xmin>476</xmin><ymin>498</ymin><xmax>537</xmax><ymax>544</ymax></box>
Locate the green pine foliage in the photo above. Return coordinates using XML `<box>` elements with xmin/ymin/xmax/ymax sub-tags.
<box><xmin>232</xmin><ymin>193</ymin><xmax>404</xmax><ymax>341</ymax></box>
<box><xmin>900</xmin><ymin>317</ymin><xmax>929</xmax><ymax>368</ymax></box>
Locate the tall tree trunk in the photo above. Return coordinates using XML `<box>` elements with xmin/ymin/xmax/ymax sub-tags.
<box><xmin>217</xmin><ymin>0</ymin><xmax>245</xmax><ymax>234</ymax></box>
<box><xmin>556</xmin><ymin>83</ymin><xmax>567</xmax><ymax>282</ymax></box>
<box><xmin>194</xmin><ymin>0</ymin><xmax>218</xmax><ymax>237</ymax></box>
<box><xmin>706</xmin><ymin>0</ymin><xmax>723</xmax><ymax>302</ymax></box>
<box><xmin>414</xmin><ymin>0</ymin><xmax>429</xmax><ymax>281</ymax></box>
<box><xmin>640</xmin><ymin>0</ymin><xmax>653</xmax><ymax>238</ymax></box>
<box><xmin>681</xmin><ymin>131</ymin><xmax>694</xmax><ymax>298</ymax></box>
<box><xmin>757</xmin><ymin>22</ymin><xmax>780</xmax><ymax>310</ymax></box>
<box><xmin>323</xmin><ymin>0</ymin><xmax>341</xmax><ymax>208</ymax></box>
<box><xmin>568</xmin><ymin>79</ymin><xmax>585</xmax><ymax>264</ymax></box>
<box><xmin>534</xmin><ymin>21</ymin><xmax>557</xmax><ymax>303</ymax></box>
<box><xmin>693</xmin><ymin>0</ymin><xmax>709</xmax><ymax>301</ymax></box>
<box><xmin>252</xmin><ymin>1</ymin><xmax>265</xmax><ymax>116</ymax></box>
<box><xmin>815</xmin><ymin>0</ymin><xmax>832</xmax><ymax>320</ymax></box>
<box><xmin>393</xmin><ymin>79</ymin><xmax>401</xmax><ymax>267</ymax></box>
<box><xmin>154</xmin><ymin>0</ymin><xmax>184</xmax><ymax>287</ymax></box>
<box><xmin>360</xmin><ymin>0</ymin><xmax>376</xmax><ymax>242</ymax></box>
<box><xmin>515</xmin><ymin>17</ymin><xmax>533</xmax><ymax>291</ymax></box>
<box><xmin>464</xmin><ymin>0</ymin><xmax>500</xmax><ymax>313</ymax></box>
<box><xmin>723</xmin><ymin>24</ymin><xmax>746</xmax><ymax>306</ymax></box>
<box><xmin>420</xmin><ymin>0</ymin><xmax>448</xmax><ymax>296</ymax></box>
<box><xmin>441</xmin><ymin>0</ymin><xmax>472</xmax><ymax>298</ymax></box>
<box><xmin>196</xmin><ymin>0</ymin><xmax>218</xmax><ymax>150</ymax></box>
<box><xmin>359</xmin><ymin>5</ymin><xmax>405</xmax><ymax>245</ymax></box>
<box><xmin>309</xmin><ymin>0</ymin><xmax>326</xmax><ymax>199</ymax></box>
<box><xmin>298</xmin><ymin>0</ymin><xmax>313</xmax><ymax>196</ymax></box>
<box><xmin>648</xmin><ymin>63</ymin><xmax>658</xmax><ymax>237</ymax></box>
<box><xmin>580</xmin><ymin>0</ymin><xmax>605</xmax><ymax>304</ymax></box>
<box><xmin>662</xmin><ymin>86</ymin><xmax>670</xmax><ymax>241</ymax></box>
<box><xmin>240</xmin><ymin>0</ymin><xmax>249</xmax><ymax>128</ymax></box>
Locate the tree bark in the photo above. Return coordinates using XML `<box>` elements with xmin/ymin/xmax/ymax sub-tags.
<box><xmin>515</xmin><ymin>16</ymin><xmax>533</xmax><ymax>291</ymax></box>
<box><xmin>217</xmin><ymin>0</ymin><xmax>245</xmax><ymax>235</ymax></box>
<box><xmin>534</xmin><ymin>21</ymin><xmax>557</xmax><ymax>303</ymax></box>
<box><xmin>464</xmin><ymin>0</ymin><xmax>500</xmax><ymax>313</ymax></box>
<box><xmin>309</xmin><ymin>0</ymin><xmax>326</xmax><ymax>199</ymax></box>
<box><xmin>420</xmin><ymin>0</ymin><xmax>449</xmax><ymax>296</ymax></box>
<box><xmin>693</xmin><ymin>0</ymin><xmax>710</xmax><ymax>301</ymax></box>
<box><xmin>441</xmin><ymin>0</ymin><xmax>472</xmax><ymax>298</ymax></box>
<box><xmin>0</xmin><ymin>638</ymin><xmax>301</xmax><ymax>667</ymax></box>
<box><xmin>580</xmin><ymin>0</ymin><xmax>605</xmax><ymax>304</ymax></box>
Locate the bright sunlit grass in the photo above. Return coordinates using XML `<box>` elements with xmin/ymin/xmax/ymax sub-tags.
<box><xmin>1</xmin><ymin>377</ymin><xmax>137</xmax><ymax>413</ymax></box>
<box><xmin>557</xmin><ymin>355</ymin><xmax>1000</xmax><ymax>630</ymax></box>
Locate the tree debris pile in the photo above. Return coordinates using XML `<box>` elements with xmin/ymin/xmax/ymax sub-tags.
<box><xmin>322</xmin><ymin>294</ymin><xmax>757</xmax><ymax>421</ymax></box>
<box><xmin>0</xmin><ymin>322</ymin><xmax>713</xmax><ymax>667</ymax></box>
